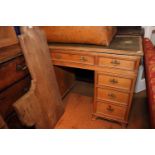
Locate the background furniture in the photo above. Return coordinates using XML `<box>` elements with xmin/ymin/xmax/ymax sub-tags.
<box><xmin>0</xmin><ymin>26</ymin><xmax>75</xmax><ymax>128</ymax></box>
<box><xmin>143</xmin><ymin>38</ymin><xmax>155</xmax><ymax>128</ymax></box>
<box><xmin>0</xmin><ymin>27</ymin><xmax>30</xmax><ymax>128</ymax></box>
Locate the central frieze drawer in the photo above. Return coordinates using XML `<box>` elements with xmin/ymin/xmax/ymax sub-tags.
<box><xmin>98</xmin><ymin>56</ymin><xmax>136</xmax><ymax>71</ymax></box>
<box><xmin>96</xmin><ymin>101</ymin><xmax>126</xmax><ymax>120</ymax></box>
<box><xmin>51</xmin><ymin>52</ymin><xmax>95</xmax><ymax>65</ymax></box>
<box><xmin>97</xmin><ymin>73</ymin><xmax>133</xmax><ymax>91</ymax></box>
<box><xmin>96</xmin><ymin>87</ymin><xmax>130</xmax><ymax>105</ymax></box>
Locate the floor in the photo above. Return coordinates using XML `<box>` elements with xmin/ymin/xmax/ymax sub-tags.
<box><xmin>55</xmin><ymin>81</ymin><xmax>150</xmax><ymax>129</ymax></box>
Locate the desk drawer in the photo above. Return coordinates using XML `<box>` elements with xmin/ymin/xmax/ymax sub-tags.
<box><xmin>96</xmin><ymin>101</ymin><xmax>126</xmax><ymax>120</ymax></box>
<box><xmin>51</xmin><ymin>52</ymin><xmax>95</xmax><ymax>65</ymax></box>
<box><xmin>97</xmin><ymin>73</ymin><xmax>133</xmax><ymax>91</ymax></box>
<box><xmin>0</xmin><ymin>55</ymin><xmax>28</xmax><ymax>91</ymax></box>
<box><xmin>0</xmin><ymin>76</ymin><xmax>31</xmax><ymax>119</ymax></box>
<box><xmin>98</xmin><ymin>56</ymin><xmax>136</xmax><ymax>71</ymax></box>
<box><xmin>96</xmin><ymin>87</ymin><xmax>130</xmax><ymax>105</ymax></box>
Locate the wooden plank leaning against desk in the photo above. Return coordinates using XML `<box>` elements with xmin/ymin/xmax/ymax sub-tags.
<box><xmin>49</xmin><ymin>36</ymin><xmax>143</xmax><ymax>127</ymax></box>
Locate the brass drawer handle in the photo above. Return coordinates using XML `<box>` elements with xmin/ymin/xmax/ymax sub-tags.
<box><xmin>109</xmin><ymin>78</ymin><xmax>118</xmax><ymax>84</ymax></box>
<box><xmin>55</xmin><ymin>54</ymin><xmax>62</xmax><ymax>59</ymax></box>
<box><xmin>111</xmin><ymin>59</ymin><xmax>120</xmax><ymax>65</ymax></box>
<box><xmin>80</xmin><ymin>56</ymin><xmax>87</xmax><ymax>62</ymax></box>
<box><xmin>106</xmin><ymin>105</ymin><xmax>114</xmax><ymax>112</ymax></box>
<box><xmin>108</xmin><ymin>93</ymin><xmax>116</xmax><ymax>99</ymax></box>
<box><xmin>16</xmin><ymin>64</ymin><xmax>27</xmax><ymax>71</ymax></box>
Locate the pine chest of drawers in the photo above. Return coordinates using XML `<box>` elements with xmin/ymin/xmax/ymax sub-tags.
<box><xmin>49</xmin><ymin>36</ymin><xmax>143</xmax><ymax>127</ymax></box>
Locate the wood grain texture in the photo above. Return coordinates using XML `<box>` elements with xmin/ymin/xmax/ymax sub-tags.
<box><xmin>13</xmin><ymin>27</ymin><xmax>64</xmax><ymax>128</ymax></box>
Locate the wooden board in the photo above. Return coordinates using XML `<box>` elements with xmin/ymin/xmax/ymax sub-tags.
<box><xmin>13</xmin><ymin>27</ymin><xmax>64</xmax><ymax>128</ymax></box>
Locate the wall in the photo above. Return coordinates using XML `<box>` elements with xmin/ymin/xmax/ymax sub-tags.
<box><xmin>143</xmin><ymin>26</ymin><xmax>155</xmax><ymax>45</ymax></box>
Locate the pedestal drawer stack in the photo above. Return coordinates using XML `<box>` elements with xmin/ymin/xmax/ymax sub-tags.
<box><xmin>93</xmin><ymin>53</ymin><xmax>140</xmax><ymax>127</ymax></box>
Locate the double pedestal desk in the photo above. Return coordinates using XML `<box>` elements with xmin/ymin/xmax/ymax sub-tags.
<box><xmin>49</xmin><ymin>36</ymin><xmax>143</xmax><ymax>127</ymax></box>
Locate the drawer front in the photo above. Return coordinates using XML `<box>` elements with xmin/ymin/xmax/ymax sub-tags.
<box><xmin>0</xmin><ymin>76</ymin><xmax>31</xmax><ymax>119</ymax></box>
<box><xmin>96</xmin><ymin>101</ymin><xmax>126</xmax><ymax>120</ymax></box>
<box><xmin>0</xmin><ymin>56</ymin><xmax>28</xmax><ymax>91</ymax></box>
<box><xmin>98</xmin><ymin>56</ymin><xmax>136</xmax><ymax>71</ymax></box>
<box><xmin>96</xmin><ymin>87</ymin><xmax>130</xmax><ymax>105</ymax></box>
<box><xmin>97</xmin><ymin>73</ymin><xmax>133</xmax><ymax>91</ymax></box>
<box><xmin>51</xmin><ymin>52</ymin><xmax>95</xmax><ymax>65</ymax></box>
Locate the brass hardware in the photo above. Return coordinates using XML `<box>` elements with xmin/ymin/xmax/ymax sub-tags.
<box><xmin>80</xmin><ymin>56</ymin><xmax>87</xmax><ymax>62</ymax></box>
<box><xmin>111</xmin><ymin>59</ymin><xmax>120</xmax><ymax>65</ymax></box>
<box><xmin>55</xmin><ymin>54</ymin><xmax>61</xmax><ymax>59</ymax></box>
<box><xmin>106</xmin><ymin>105</ymin><xmax>114</xmax><ymax>112</ymax></box>
<box><xmin>16</xmin><ymin>64</ymin><xmax>27</xmax><ymax>71</ymax></box>
<box><xmin>109</xmin><ymin>78</ymin><xmax>118</xmax><ymax>84</ymax></box>
<box><xmin>108</xmin><ymin>93</ymin><xmax>116</xmax><ymax>99</ymax></box>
